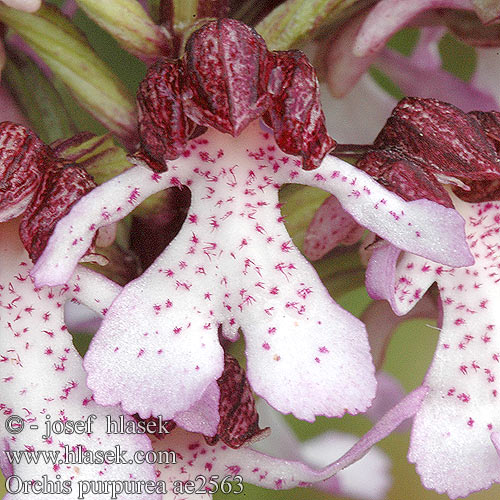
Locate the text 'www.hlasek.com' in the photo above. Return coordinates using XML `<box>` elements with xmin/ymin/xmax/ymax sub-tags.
<box><xmin>3</xmin><ymin>413</ymin><xmax>244</xmax><ymax>498</ymax></box>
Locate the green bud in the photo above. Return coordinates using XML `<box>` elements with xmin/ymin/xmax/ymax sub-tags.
<box><xmin>256</xmin><ymin>0</ymin><xmax>361</xmax><ymax>50</ymax></box>
<box><xmin>75</xmin><ymin>0</ymin><xmax>170</xmax><ymax>63</ymax></box>
<box><xmin>3</xmin><ymin>50</ymin><xmax>76</xmax><ymax>143</ymax></box>
<box><xmin>0</xmin><ymin>3</ymin><xmax>137</xmax><ymax>148</ymax></box>
<box><xmin>52</xmin><ymin>133</ymin><xmax>130</xmax><ymax>183</ymax></box>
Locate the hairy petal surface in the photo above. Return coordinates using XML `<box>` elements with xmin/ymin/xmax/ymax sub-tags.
<box><xmin>0</xmin><ymin>219</ymin><xmax>157</xmax><ymax>500</ymax></box>
<box><xmin>31</xmin><ymin>164</ymin><xmax>173</xmax><ymax>287</ymax></box>
<box><xmin>286</xmin><ymin>154</ymin><xmax>472</xmax><ymax>267</ymax></box>
<box><xmin>33</xmin><ymin>123</ymin><xmax>377</xmax><ymax>421</ymax></box>
<box><xmin>33</xmin><ymin>121</ymin><xmax>473</xmax><ymax>422</ymax></box>
<box><xmin>369</xmin><ymin>195</ymin><xmax>500</xmax><ymax>496</ymax></box>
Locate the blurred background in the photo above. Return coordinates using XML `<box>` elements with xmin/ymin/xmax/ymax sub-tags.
<box><xmin>1</xmin><ymin>2</ymin><xmax>498</xmax><ymax>499</ymax></box>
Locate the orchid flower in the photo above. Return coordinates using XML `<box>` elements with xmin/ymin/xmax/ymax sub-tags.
<box><xmin>346</xmin><ymin>97</ymin><xmax>500</xmax><ymax>498</ymax></box>
<box><xmin>0</xmin><ymin>119</ymin><xmax>426</xmax><ymax>499</ymax></box>
<box><xmin>0</xmin><ymin>122</ymin><xmax>159</xmax><ymax>498</ymax></box>
<box><xmin>30</xmin><ymin>20</ymin><xmax>472</xmax><ymax>431</ymax></box>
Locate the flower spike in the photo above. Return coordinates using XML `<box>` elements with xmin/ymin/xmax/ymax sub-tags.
<box><xmin>32</xmin><ymin>22</ymin><xmax>471</xmax><ymax>425</ymax></box>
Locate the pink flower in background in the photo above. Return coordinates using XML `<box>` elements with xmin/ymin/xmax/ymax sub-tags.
<box><xmin>319</xmin><ymin>0</ymin><xmax>500</xmax><ymax>146</ymax></box>
<box><xmin>358</xmin><ymin>97</ymin><xmax>500</xmax><ymax>497</ymax></box>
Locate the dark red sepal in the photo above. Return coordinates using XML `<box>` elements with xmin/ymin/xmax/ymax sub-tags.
<box><xmin>137</xmin><ymin>58</ymin><xmax>196</xmax><ymax>170</ymax></box>
<box><xmin>375</xmin><ymin>97</ymin><xmax>500</xmax><ymax>180</ymax></box>
<box><xmin>182</xmin><ymin>19</ymin><xmax>273</xmax><ymax>137</ymax></box>
<box><xmin>358</xmin><ymin>149</ymin><xmax>454</xmax><ymax>208</ymax></box>
<box><xmin>468</xmin><ymin>110</ymin><xmax>500</xmax><ymax>155</ymax></box>
<box><xmin>204</xmin><ymin>353</ymin><xmax>268</xmax><ymax>449</ymax></box>
<box><xmin>0</xmin><ymin>122</ymin><xmax>49</xmax><ymax>221</ymax></box>
<box><xmin>264</xmin><ymin>50</ymin><xmax>335</xmax><ymax>170</ymax></box>
<box><xmin>19</xmin><ymin>161</ymin><xmax>96</xmax><ymax>262</ymax></box>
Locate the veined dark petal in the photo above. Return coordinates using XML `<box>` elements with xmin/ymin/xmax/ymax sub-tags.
<box><xmin>374</xmin><ymin>97</ymin><xmax>500</xmax><ymax>180</ymax></box>
<box><xmin>205</xmin><ymin>353</ymin><xmax>268</xmax><ymax>449</ymax></box>
<box><xmin>0</xmin><ymin>121</ymin><xmax>49</xmax><ymax>221</ymax></box>
<box><xmin>137</xmin><ymin>58</ymin><xmax>195</xmax><ymax>169</ymax></box>
<box><xmin>20</xmin><ymin>161</ymin><xmax>96</xmax><ymax>262</ymax></box>
<box><xmin>264</xmin><ymin>50</ymin><xmax>335</xmax><ymax>170</ymax></box>
<box><xmin>358</xmin><ymin>149</ymin><xmax>454</xmax><ymax>208</ymax></box>
<box><xmin>182</xmin><ymin>19</ymin><xmax>273</xmax><ymax>136</ymax></box>
<box><xmin>469</xmin><ymin>110</ymin><xmax>500</xmax><ymax>154</ymax></box>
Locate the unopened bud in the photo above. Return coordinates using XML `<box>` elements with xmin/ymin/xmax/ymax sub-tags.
<box><xmin>75</xmin><ymin>0</ymin><xmax>170</xmax><ymax>63</ymax></box>
<box><xmin>0</xmin><ymin>3</ymin><xmax>138</xmax><ymax>148</ymax></box>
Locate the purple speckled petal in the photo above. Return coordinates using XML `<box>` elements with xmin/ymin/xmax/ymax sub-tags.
<box><xmin>240</xmin><ymin>223</ymin><xmax>375</xmax><ymax>420</ymax></box>
<box><xmin>407</xmin><ymin>197</ymin><xmax>500</xmax><ymax>497</ymax></box>
<box><xmin>366</xmin><ymin>242</ymin><xmax>438</xmax><ymax>315</ymax></box>
<box><xmin>153</xmin><ymin>427</ymin><xmax>325</xmax><ymax>496</ymax></box>
<box><xmin>34</xmin><ymin>122</ymin><xmax>379</xmax><ymax>421</ymax></box>
<box><xmin>82</xmin><ymin>230</ymin><xmax>226</xmax><ymax>418</ymax></box>
<box><xmin>285</xmin><ymin>155</ymin><xmax>473</xmax><ymax>267</ymax></box>
<box><xmin>31</xmin><ymin>163</ymin><xmax>175</xmax><ymax>287</ymax></box>
<box><xmin>1</xmin><ymin>219</ymin><xmax>158</xmax><ymax>500</ymax></box>
<box><xmin>303</xmin><ymin>194</ymin><xmax>364</xmax><ymax>261</ymax></box>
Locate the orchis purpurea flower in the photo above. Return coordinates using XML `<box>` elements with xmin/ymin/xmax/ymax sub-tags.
<box><xmin>352</xmin><ymin>97</ymin><xmax>500</xmax><ymax>498</ymax></box>
<box><xmin>0</xmin><ymin>122</ymin><xmax>159</xmax><ymax>498</ymax></box>
<box><xmin>31</xmin><ymin>19</ymin><xmax>473</xmax><ymax>427</ymax></box>
<box><xmin>0</xmin><ymin>120</ymin><xmax>412</xmax><ymax>500</ymax></box>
